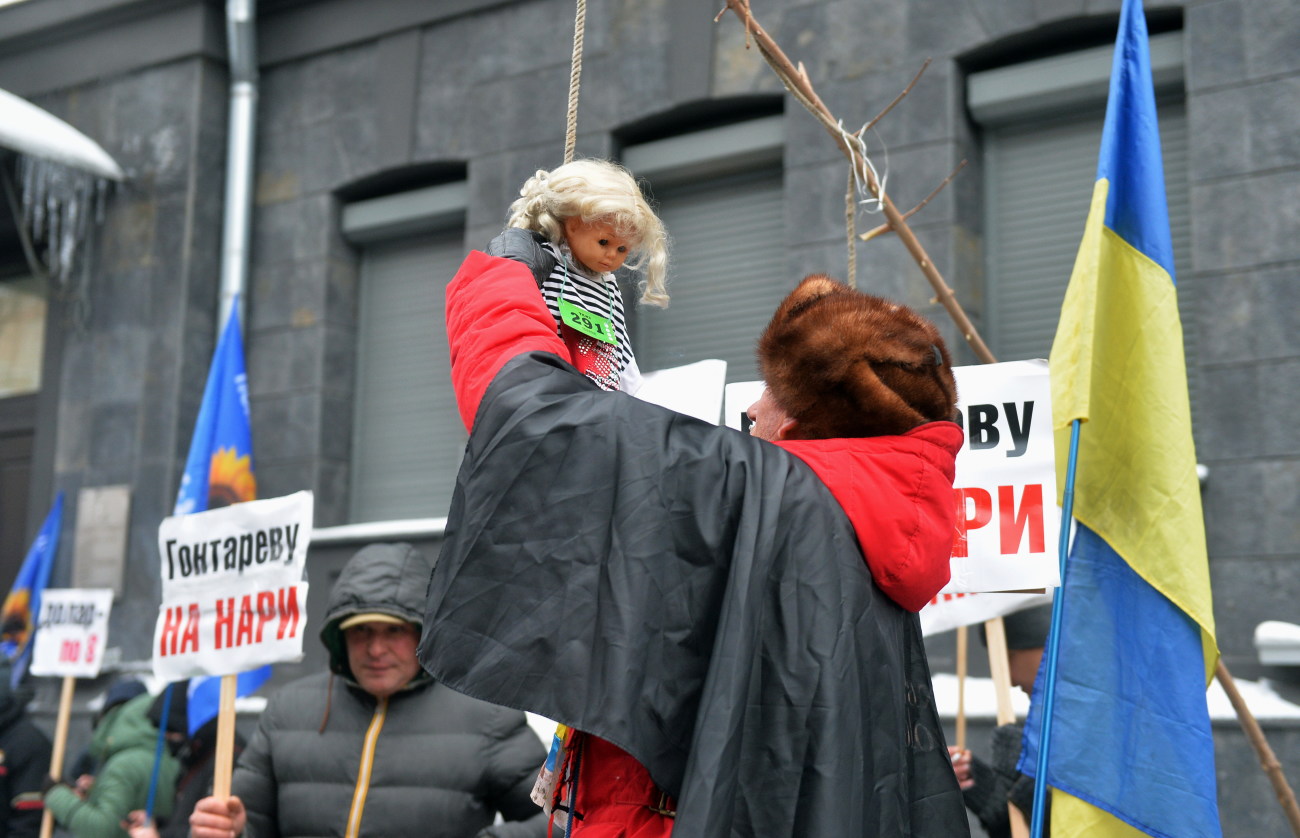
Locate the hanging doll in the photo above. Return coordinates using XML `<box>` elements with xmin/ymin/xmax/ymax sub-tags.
<box><xmin>484</xmin><ymin>160</ymin><xmax>674</xmax><ymax>834</ymax></box>
<box><xmin>487</xmin><ymin>158</ymin><xmax>669</xmax><ymax>394</ymax></box>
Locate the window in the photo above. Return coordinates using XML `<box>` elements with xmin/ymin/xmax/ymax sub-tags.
<box><xmin>970</xmin><ymin>31</ymin><xmax>1192</xmax><ymax>367</ymax></box>
<box><xmin>342</xmin><ymin>182</ymin><xmax>466</xmax><ymax>522</ymax></box>
<box><xmin>0</xmin><ymin>275</ymin><xmax>45</xmax><ymax>397</ymax></box>
<box><xmin>623</xmin><ymin>116</ymin><xmax>786</xmax><ymax>384</ymax></box>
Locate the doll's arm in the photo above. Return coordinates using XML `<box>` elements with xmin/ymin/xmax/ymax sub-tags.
<box><xmin>445</xmin><ymin>251</ymin><xmax>570</xmax><ymax>432</ymax></box>
<box><xmin>486</xmin><ymin>228</ymin><xmax>556</xmax><ymax>288</ymax></box>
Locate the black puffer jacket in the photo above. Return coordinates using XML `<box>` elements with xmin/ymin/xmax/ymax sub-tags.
<box><xmin>232</xmin><ymin>543</ymin><xmax>547</xmax><ymax>838</ymax></box>
<box><xmin>0</xmin><ymin>662</ymin><xmax>50</xmax><ymax>838</ymax></box>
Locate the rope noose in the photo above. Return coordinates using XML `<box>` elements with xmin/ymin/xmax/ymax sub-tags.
<box><xmin>564</xmin><ymin>0</ymin><xmax>587</xmax><ymax>165</ymax></box>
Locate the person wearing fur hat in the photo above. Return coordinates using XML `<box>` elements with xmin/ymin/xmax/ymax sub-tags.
<box><xmin>418</xmin><ymin>248</ymin><xmax>969</xmax><ymax>837</ymax></box>
<box><xmin>189</xmin><ymin>542</ymin><xmax>548</xmax><ymax>838</ymax></box>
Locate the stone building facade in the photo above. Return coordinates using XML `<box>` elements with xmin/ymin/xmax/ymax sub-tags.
<box><xmin>0</xmin><ymin>0</ymin><xmax>1295</xmax><ymax>832</ymax></box>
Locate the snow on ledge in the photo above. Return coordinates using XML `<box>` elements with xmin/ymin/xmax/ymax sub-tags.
<box><xmin>932</xmin><ymin>673</ymin><xmax>1300</xmax><ymax>722</ymax></box>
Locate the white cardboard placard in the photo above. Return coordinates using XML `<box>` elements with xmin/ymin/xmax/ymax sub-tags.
<box><xmin>30</xmin><ymin>588</ymin><xmax>114</xmax><ymax>678</ymax></box>
<box><xmin>152</xmin><ymin>491</ymin><xmax>313</xmax><ymax>681</ymax></box>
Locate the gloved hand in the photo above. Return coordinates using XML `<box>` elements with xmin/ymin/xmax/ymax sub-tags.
<box><xmin>486</xmin><ymin>228</ymin><xmax>556</xmax><ymax>288</ymax></box>
<box><xmin>41</xmin><ymin>775</ymin><xmax>67</xmax><ymax>796</ymax></box>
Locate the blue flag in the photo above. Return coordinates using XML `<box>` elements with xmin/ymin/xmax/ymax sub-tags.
<box><xmin>174</xmin><ymin>300</ymin><xmax>257</xmax><ymax>517</ymax></box>
<box><xmin>173</xmin><ymin>299</ymin><xmax>271</xmax><ymax>735</ymax></box>
<box><xmin>1023</xmin><ymin>1</ymin><xmax>1220</xmax><ymax>835</ymax></box>
<box><xmin>1</xmin><ymin>493</ymin><xmax>64</xmax><ymax>687</ymax></box>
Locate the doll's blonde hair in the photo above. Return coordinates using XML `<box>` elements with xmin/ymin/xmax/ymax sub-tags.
<box><xmin>507</xmin><ymin>159</ymin><xmax>670</xmax><ymax>307</ymax></box>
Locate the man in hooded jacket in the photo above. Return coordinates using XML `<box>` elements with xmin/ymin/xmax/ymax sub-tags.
<box><xmin>190</xmin><ymin>542</ymin><xmax>548</xmax><ymax>838</ymax></box>
<box><xmin>417</xmin><ymin>249</ymin><xmax>970</xmax><ymax>837</ymax></box>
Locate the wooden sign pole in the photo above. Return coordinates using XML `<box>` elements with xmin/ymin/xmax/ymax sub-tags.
<box><xmin>39</xmin><ymin>676</ymin><xmax>76</xmax><ymax>838</ymax></box>
<box><xmin>211</xmin><ymin>674</ymin><xmax>239</xmax><ymax>800</ymax></box>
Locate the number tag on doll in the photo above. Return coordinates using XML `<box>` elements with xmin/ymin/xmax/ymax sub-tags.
<box><xmin>558</xmin><ymin>298</ymin><xmax>618</xmax><ymax>346</ymax></box>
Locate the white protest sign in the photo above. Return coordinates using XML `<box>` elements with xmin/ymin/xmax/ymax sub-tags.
<box><xmin>723</xmin><ymin>381</ymin><xmax>766</xmax><ymax>432</ymax></box>
<box><xmin>920</xmin><ymin>590</ymin><xmax>1054</xmax><ymax>637</ymax></box>
<box><xmin>153</xmin><ymin>491</ymin><xmax>313</xmax><ymax>682</ymax></box>
<box><xmin>942</xmin><ymin>359</ymin><xmax>1060</xmax><ymax>593</ymax></box>
<box><xmin>29</xmin><ymin>589</ymin><xmax>113</xmax><ymax>678</ymax></box>
<box><xmin>635</xmin><ymin>359</ymin><xmax>728</xmax><ymax>423</ymax></box>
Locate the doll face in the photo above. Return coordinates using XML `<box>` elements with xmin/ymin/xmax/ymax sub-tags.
<box><xmin>562</xmin><ymin>217</ymin><xmax>631</xmax><ymax>275</ymax></box>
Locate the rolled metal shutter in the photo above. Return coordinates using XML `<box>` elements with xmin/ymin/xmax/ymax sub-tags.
<box><xmin>350</xmin><ymin>231</ymin><xmax>466</xmax><ymax>521</ymax></box>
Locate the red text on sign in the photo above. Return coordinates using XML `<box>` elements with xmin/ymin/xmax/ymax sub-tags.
<box><xmin>158</xmin><ymin>603</ymin><xmax>202</xmax><ymax>656</ymax></box>
<box><xmin>952</xmin><ymin>484</ymin><xmax>1046</xmax><ymax>557</ymax></box>
<box><xmin>214</xmin><ymin>586</ymin><xmax>301</xmax><ymax>650</ymax></box>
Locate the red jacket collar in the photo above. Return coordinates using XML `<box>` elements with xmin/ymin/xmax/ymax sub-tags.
<box><xmin>775</xmin><ymin>422</ymin><xmax>962</xmax><ymax>611</ymax></box>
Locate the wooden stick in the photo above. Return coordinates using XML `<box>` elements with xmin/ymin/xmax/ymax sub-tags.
<box><xmin>983</xmin><ymin>618</ymin><xmax>1029</xmax><ymax>838</ymax></box>
<box><xmin>211</xmin><ymin>674</ymin><xmax>239</xmax><ymax>799</ymax></box>
<box><xmin>40</xmin><ymin>676</ymin><xmax>76</xmax><ymax>838</ymax></box>
<box><xmin>984</xmin><ymin>618</ymin><xmax>1016</xmax><ymax>726</ymax></box>
<box><xmin>860</xmin><ymin>160</ymin><xmax>968</xmax><ymax>242</ymax></box>
<box><xmin>1216</xmin><ymin>659</ymin><xmax>1300</xmax><ymax>836</ymax></box>
<box><xmin>861</xmin><ymin>58</ymin><xmax>931</xmax><ymax>135</ymax></box>
<box><xmin>718</xmin><ymin>0</ymin><xmax>995</xmax><ymax>364</ymax></box>
<box><xmin>955</xmin><ymin>625</ymin><xmax>968</xmax><ymax>750</ymax></box>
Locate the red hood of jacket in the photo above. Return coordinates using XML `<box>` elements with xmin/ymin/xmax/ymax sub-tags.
<box><xmin>776</xmin><ymin>422</ymin><xmax>963</xmax><ymax>612</ymax></box>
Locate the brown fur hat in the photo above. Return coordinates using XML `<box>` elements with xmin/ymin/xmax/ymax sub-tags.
<box><xmin>756</xmin><ymin>274</ymin><xmax>958</xmax><ymax>439</ymax></box>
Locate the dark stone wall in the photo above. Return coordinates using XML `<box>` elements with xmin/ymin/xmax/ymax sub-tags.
<box><xmin>20</xmin><ymin>55</ymin><xmax>231</xmax><ymax>666</ymax></box>
<box><xmin>0</xmin><ymin>0</ymin><xmax>1296</xmax><ymax>832</ymax></box>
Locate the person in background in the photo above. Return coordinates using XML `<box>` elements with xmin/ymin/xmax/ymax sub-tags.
<box><xmin>122</xmin><ymin>680</ymin><xmax>245</xmax><ymax>838</ymax></box>
<box><xmin>949</xmin><ymin>603</ymin><xmax>1054</xmax><ymax>837</ymax></box>
<box><xmin>0</xmin><ymin>659</ymin><xmax>51</xmax><ymax>838</ymax></box>
<box><xmin>65</xmin><ymin>679</ymin><xmax>147</xmax><ymax>797</ymax></box>
<box><xmin>43</xmin><ymin>690</ymin><xmax>179</xmax><ymax>838</ymax></box>
<box><xmin>189</xmin><ymin>542</ymin><xmax>548</xmax><ymax>838</ymax></box>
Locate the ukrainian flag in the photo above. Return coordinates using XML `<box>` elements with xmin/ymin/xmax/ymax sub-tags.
<box><xmin>1021</xmin><ymin>1</ymin><xmax>1221</xmax><ymax>836</ymax></box>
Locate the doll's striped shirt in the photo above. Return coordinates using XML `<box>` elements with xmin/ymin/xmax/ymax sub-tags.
<box><xmin>539</xmin><ymin>242</ymin><xmax>640</xmax><ymax>392</ymax></box>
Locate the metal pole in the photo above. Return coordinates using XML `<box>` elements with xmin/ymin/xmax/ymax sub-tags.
<box><xmin>219</xmin><ymin>0</ymin><xmax>258</xmax><ymax>333</ymax></box>
<box><xmin>1029</xmin><ymin>418</ymin><xmax>1081</xmax><ymax>837</ymax></box>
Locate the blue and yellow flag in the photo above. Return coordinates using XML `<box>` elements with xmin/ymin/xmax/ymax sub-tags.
<box><xmin>1021</xmin><ymin>0</ymin><xmax>1221</xmax><ymax>835</ymax></box>
<box><xmin>173</xmin><ymin>299</ymin><xmax>270</xmax><ymax>734</ymax></box>
<box><xmin>0</xmin><ymin>492</ymin><xmax>64</xmax><ymax>687</ymax></box>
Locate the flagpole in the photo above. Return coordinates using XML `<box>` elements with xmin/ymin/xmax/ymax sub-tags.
<box><xmin>1029</xmin><ymin>419</ymin><xmax>1080</xmax><ymax>838</ymax></box>
<box><xmin>144</xmin><ymin>682</ymin><xmax>175</xmax><ymax>824</ymax></box>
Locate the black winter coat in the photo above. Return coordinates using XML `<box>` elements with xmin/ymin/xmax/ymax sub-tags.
<box><xmin>419</xmin><ymin>350</ymin><xmax>969</xmax><ymax>837</ymax></box>
<box><xmin>0</xmin><ymin>682</ymin><xmax>50</xmax><ymax>838</ymax></box>
<box><xmin>233</xmin><ymin>542</ymin><xmax>547</xmax><ymax>838</ymax></box>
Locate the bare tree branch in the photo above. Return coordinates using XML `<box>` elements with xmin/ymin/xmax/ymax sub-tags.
<box><xmin>861</xmin><ymin>59</ymin><xmax>931</xmax><ymax>136</ymax></box>
<box><xmin>718</xmin><ymin>0</ymin><xmax>995</xmax><ymax>364</ymax></box>
<box><xmin>860</xmin><ymin>159</ymin><xmax>967</xmax><ymax>242</ymax></box>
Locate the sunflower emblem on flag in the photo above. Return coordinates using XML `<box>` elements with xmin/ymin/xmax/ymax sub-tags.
<box><xmin>208</xmin><ymin>447</ymin><xmax>257</xmax><ymax>509</ymax></box>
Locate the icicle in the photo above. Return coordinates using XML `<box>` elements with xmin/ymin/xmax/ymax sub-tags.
<box><xmin>15</xmin><ymin>154</ymin><xmax>115</xmax><ymax>288</ymax></box>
